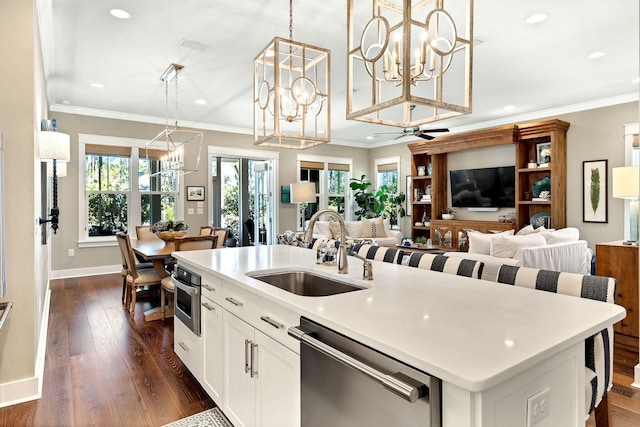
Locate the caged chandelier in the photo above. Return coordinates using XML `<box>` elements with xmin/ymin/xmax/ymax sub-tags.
<box><xmin>253</xmin><ymin>0</ymin><xmax>331</xmax><ymax>149</ymax></box>
<box><xmin>347</xmin><ymin>0</ymin><xmax>473</xmax><ymax>128</ymax></box>
<box><xmin>146</xmin><ymin>63</ymin><xmax>203</xmax><ymax>176</ymax></box>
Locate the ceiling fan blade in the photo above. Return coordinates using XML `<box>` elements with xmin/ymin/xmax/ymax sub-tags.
<box><xmin>422</xmin><ymin>128</ymin><xmax>449</xmax><ymax>133</ymax></box>
<box><xmin>417</xmin><ymin>133</ymin><xmax>436</xmax><ymax>140</ymax></box>
<box><xmin>373</xmin><ymin>132</ymin><xmax>403</xmax><ymax>136</ymax></box>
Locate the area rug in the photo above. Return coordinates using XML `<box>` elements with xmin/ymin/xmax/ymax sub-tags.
<box><xmin>162</xmin><ymin>408</ymin><xmax>233</xmax><ymax>427</ymax></box>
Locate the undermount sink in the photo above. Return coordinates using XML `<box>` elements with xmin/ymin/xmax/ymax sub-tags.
<box><xmin>246</xmin><ymin>270</ymin><xmax>366</xmax><ymax>297</ymax></box>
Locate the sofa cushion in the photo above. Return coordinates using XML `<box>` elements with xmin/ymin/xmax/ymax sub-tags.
<box><xmin>444</xmin><ymin>252</ymin><xmax>521</xmax><ymax>281</ymax></box>
<box><xmin>468</xmin><ymin>229</ymin><xmax>514</xmax><ymax>254</ymax></box>
<box><xmin>361</xmin><ymin>217</ymin><xmax>387</xmax><ymax>238</ymax></box>
<box><xmin>312</xmin><ymin>221</ymin><xmax>332</xmax><ymax>238</ymax></box>
<box><xmin>490</xmin><ymin>233</ymin><xmax>547</xmax><ymax>259</ymax></box>
<box><xmin>539</xmin><ymin>227</ymin><xmax>580</xmax><ymax>244</ymax></box>
<box><xmin>345</xmin><ymin>221</ymin><xmax>363</xmax><ymax>238</ymax></box>
<box><xmin>328</xmin><ymin>220</ymin><xmax>341</xmax><ymax>239</ymax></box>
<box><xmin>516</xmin><ymin>224</ymin><xmax>551</xmax><ymax>235</ymax></box>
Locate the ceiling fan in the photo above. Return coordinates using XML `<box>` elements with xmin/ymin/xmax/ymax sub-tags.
<box><xmin>373</xmin><ymin>105</ymin><xmax>449</xmax><ymax>140</ymax></box>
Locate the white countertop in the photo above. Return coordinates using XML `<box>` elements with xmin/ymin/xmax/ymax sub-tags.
<box><xmin>173</xmin><ymin>245</ymin><xmax>626</xmax><ymax>392</ymax></box>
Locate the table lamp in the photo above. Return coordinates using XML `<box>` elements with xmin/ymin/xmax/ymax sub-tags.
<box><xmin>290</xmin><ymin>182</ymin><xmax>316</xmax><ymax>233</ymax></box>
<box><xmin>612</xmin><ymin>166</ymin><xmax>640</xmax><ymax>245</ymax></box>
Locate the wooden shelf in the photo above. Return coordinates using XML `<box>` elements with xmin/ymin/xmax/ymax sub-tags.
<box><xmin>412</xmin><ymin>176</ymin><xmax>432</xmax><ymax>181</ymax></box>
<box><xmin>517</xmin><ymin>200</ymin><xmax>552</xmax><ymax>205</ymax></box>
<box><xmin>517</xmin><ymin>166</ymin><xmax>552</xmax><ymax>173</ymax></box>
<box><xmin>412</xmin><ymin>201</ymin><xmax>432</xmax><ymax>205</ymax></box>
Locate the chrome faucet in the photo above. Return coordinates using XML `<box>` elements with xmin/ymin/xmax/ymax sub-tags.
<box><xmin>305</xmin><ymin>209</ymin><xmax>349</xmax><ymax>274</ymax></box>
<box><xmin>304</xmin><ymin>209</ymin><xmax>373</xmax><ymax>280</ymax></box>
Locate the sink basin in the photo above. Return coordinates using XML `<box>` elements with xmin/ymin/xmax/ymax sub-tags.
<box><xmin>246</xmin><ymin>270</ymin><xmax>366</xmax><ymax>297</ymax></box>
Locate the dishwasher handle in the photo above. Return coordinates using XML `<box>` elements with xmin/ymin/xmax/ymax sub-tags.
<box><xmin>288</xmin><ymin>326</ymin><xmax>424</xmax><ymax>403</ymax></box>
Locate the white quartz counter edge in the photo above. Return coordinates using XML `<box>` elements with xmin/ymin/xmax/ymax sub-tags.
<box><xmin>173</xmin><ymin>245</ymin><xmax>626</xmax><ymax>393</ymax></box>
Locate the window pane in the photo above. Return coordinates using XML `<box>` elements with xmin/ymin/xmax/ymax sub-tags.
<box><xmin>379</xmin><ymin>170</ymin><xmax>398</xmax><ymax>193</ymax></box>
<box><xmin>328</xmin><ymin>170</ymin><xmax>346</xmax><ymax>195</ymax></box>
<box><xmin>86</xmin><ymin>155</ymin><xmax>129</xmax><ymax>191</ymax></box>
<box><xmin>328</xmin><ymin>196</ymin><xmax>345</xmax><ymax>215</ymax></box>
<box><xmin>141</xmin><ymin>194</ymin><xmax>176</xmax><ymax>225</ymax></box>
<box><xmin>87</xmin><ymin>193</ymin><xmax>127</xmax><ymax>236</ymax></box>
<box><xmin>139</xmin><ymin>159</ymin><xmax>178</xmax><ymax>192</ymax></box>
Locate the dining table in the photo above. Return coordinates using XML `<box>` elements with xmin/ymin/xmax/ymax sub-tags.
<box><xmin>131</xmin><ymin>239</ymin><xmax>175</xmax><ymax>321</ymax></box>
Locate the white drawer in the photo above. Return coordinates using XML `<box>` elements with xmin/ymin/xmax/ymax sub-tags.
<box><xmin>201</xmin><ymin>272</ymin><xmax>223</xmax><ymax>304</ymax></box>
<box><xmin>222</xmin><ymin>281</ymin><xmax>300</xmax><ymax>353</ymax></box>
<box><xmin>174</xmin><ymin>317</ymin><xmax>203</xmax><ymax>382</ymax></box>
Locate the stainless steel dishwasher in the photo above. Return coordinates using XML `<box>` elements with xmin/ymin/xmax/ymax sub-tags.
<box><xmin>289</xmin><ymin>317</ymin><xmax>441</xmax><ymax>427</ymax></box>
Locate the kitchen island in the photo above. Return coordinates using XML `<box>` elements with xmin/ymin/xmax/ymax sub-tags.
<box><xmin>173</xmin><ymin>245</ymin><xmax>625</xmax><ymax>427</ymax></box>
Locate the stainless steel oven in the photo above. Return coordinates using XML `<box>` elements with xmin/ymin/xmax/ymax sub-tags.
<box><xmin>173</xmin><ymin>264</ymin><xmax>202</xmax><ymax>336</ymax></box>
<box><xmin>289</xmin><ymin>317</ymin><xmax>441</xmax><ymax>427</ymax></box>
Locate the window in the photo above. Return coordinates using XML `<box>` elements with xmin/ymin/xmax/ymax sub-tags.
<box><xmin>375</xmin><ymin>157</ymin><xmax>400</xmax><ymax>193</ymax></box>
<box><xmin>78</xmin><ymin>135</ymin><xmax>182</xmax><ymax>247</ymax></box>
<box><xmin>623</xmin><ymin>124</ymin><xmax>639</xmax><ymax>241</ymax></box>
<box><xmin>297</xmin><ymin>155</ymin><xmax>352</xmax><ymax>227</ymax></box>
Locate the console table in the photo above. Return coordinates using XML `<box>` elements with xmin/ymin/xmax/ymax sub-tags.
<box><xmin>596</xmin><ymin>241</ymin><xmax>639</xmax><ymax>348</ymax></box>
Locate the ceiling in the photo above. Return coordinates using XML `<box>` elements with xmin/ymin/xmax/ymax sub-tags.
<box><xmin>41</xmin><ymin>0</ymin><xmax>639</xmax><ymax>147</ymax></box>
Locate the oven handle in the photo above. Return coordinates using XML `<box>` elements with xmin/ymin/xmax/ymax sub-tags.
<box><xmin>288</xmin><ymin>326</ymin><xmax>424</xmax><ymax>403</ymax></box>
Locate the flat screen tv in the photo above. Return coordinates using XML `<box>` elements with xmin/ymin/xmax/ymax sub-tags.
<box><xmin>449</xmin><ymin>166</ymin><xmax>515</xmax><ymax>208</ymax></box>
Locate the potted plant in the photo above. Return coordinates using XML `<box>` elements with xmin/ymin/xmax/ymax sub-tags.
<box><xmin>414</xmin><ymin>236</ymin><xmax>427</xmax><ymax>247</ymax></box>
<box><xmin>441</xmin><ymin>207</ymin><xmax>456</xmax><ymax>220</ymax></box>
<box><xmin>349</xmin><ymin>175</ymin><xmax>406</xmax><ymax>226</ymax></box>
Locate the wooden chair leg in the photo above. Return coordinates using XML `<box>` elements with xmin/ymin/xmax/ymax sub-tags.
<box><xmin>130</xmin><ymin>285</ymin><xmax>137</xmax><ymax>316</ymax></box>
<box><xmin>161</xmin><ymin>288</ymin><xmax>166</xmax><ymax>320</ymax></box>
<box><xmin>594</xmin><ymin>393</ymin><xmax>611</xmax><ymax>427</ymax></box>
<box><xmin>121</xmin><ymin>276</ymin><xmax>126</xmax><ymax>304</ymax></box>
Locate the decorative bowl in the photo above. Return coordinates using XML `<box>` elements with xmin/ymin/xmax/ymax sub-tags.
<box><xmin>442</xmin><ymin>214</ymin><xmax>454</xmax><ymax>220</ymax></box>
<box><xmin>155</xmin><ymin>231</ymin><xmax>187</xmax><ymax>241</ymax></box>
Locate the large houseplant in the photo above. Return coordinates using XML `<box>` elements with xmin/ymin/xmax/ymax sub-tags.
<box><xmin>349</xmin><ymin>175</ymin><xmax>406</xmax><ymax>226</ymax></box>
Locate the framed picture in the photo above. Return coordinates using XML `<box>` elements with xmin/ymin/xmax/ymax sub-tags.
<box><xmin>281</xmin><ymin>185</ymin><xmax>290</xmax><ymax>203</ymax></box>
<box><xmin>186</xmin><ymin>186</ymin><xmax>205</xmax><ymax>201</ymax></box>
<box><xmin>536</xmin><ymin>141</ymin><xmax>551</xmax><ymax>165</ymax></box>
<box><xmin>583</xmin><ymin>159</ymin><xmax>608</xmax><ymax>223</ymax></box>
<box><xmin>405</xmin><ymin>175</ymin><xmax>412</xmax><ymax>216</ymax></box>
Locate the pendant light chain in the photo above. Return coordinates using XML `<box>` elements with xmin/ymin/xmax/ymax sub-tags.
<box><xmin>174</xmin><ymin>72</ymin><xmax>179</xmax><ymax>128</ymax></box>
<box><xmin>289</xmin><ymin>0</ymin><xmax>293</xmax><ymax>40</ymax></box>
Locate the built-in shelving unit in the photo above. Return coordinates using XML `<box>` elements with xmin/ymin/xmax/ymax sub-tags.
<box><xmin>408</xmin><ymin>120</ymin><xmax>569</xmax><ymax>247</ymax></box>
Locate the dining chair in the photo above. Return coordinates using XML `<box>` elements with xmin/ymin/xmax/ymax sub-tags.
<box><xmin>495</xmin><ymin>264</ymin><xmax>616</xmax><ymax>426</ymax></box>
<box><xmin>199</xmin><ymin>226</ymin><xmax>213</xmax><ymax>236</ymax></box>
<box><xmin>405</xmin><ymin>251</ymin><xmax>485</xmax><ymax>279</ymax></box>
<box><xmin>116</xmin><ymin>232</ymin><xmax>162</xmax><ymax>316</ymax></box>
<box><xmin>212</xmin><ymin>227</ymin><xmax>229</xmax><ymax>248</ymax></box>
<box><xmin>160</xmin><ymin>235</ymin><xmax>218</xmax><ymax>319</ymax></box>
<box><xmin>116</xmin><ymin>233</ymin><xmax>154</xmax><ymax>306</ymax></box>
<box><xmin>136</xmin><ymin>225</ymin><xmax>161</xmax><ymax>241</ymax></box>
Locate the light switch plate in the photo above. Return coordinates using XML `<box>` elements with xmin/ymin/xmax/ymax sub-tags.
<box><xmin>526</xmin><ymin>387</ymin><xmax>550</xmax><ymax>426</ymax></box>
<box><xmin>197</xmin><ymin>201</ymin><xmax>204</xmax><ymax>208</ymax></box>
<box><xmin>197</xmin><ymin>208</ymin><xmax>204</xmax><ymax>215</ymax></box>
<box><xmin>187</xmin><ymin>208</ymin><xmax>194</xmax><ymax>215</ymax></box>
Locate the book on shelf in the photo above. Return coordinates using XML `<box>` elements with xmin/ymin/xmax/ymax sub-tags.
<box><xmin>531</xmin><ymin>197</ymin><xmax>551</xmax><ymax>202</ymax></box>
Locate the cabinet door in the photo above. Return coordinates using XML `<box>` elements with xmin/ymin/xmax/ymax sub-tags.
<box><xmin>255</xmin><ymin>330</ymin><xmax>300</xmax><ymax>427</ymax></box>
<box><xmin>174</xmin><ymin>316</ymin><xmax>203</xmax><ymax>383</ymax></box>
<box><xmin>223</xmin><ymin>312</ymin><xmax>256</xmax><ymax>427</ymax></box>
<box><xmin>202</xmin><ymin>298</ymin><xmax>223</xmax><ymax>404</ymax></box>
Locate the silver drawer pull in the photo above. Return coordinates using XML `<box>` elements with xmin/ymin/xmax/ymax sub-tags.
<box><xmin>244</xmin><ymin>339</ymin><xmax>251</xmax><ymax>373</ymax></box>
<box><xmin>250</xmin><ymin>342</ymin><xmax>258</xmax><ymax>378</ymax></box>
<box><xmin>202</xmin><ymin>284</ymin><xmax>215</xmax><ymax>292</ymax></box>
<box><xmin>202</xmin><ymin>302</ymin><xmax>215</xmax><ymax>311</ymax></box>
<box><xmin>288</xmin><ymin>326</ymin><xmax>424</xmax><ymax>403</ymax></box>
<box><xmin>178</xmin><ymin>342</ymin><xmax>189</xmax><ymax>352</ymax></box>
<box><xmin>260</xmin><ymin>316</ymin><xmax>283</xmax><ymax>330</ymax></box>
<box><xmin>225</xmin><ymin>297</ymin><xmax>243</xmax><ymax>307</ymax></box>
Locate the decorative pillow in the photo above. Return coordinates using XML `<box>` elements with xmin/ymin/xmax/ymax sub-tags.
<box><xmin>328</xmin><ymin>220</ymin><xmax>342</xmax><ymax>240</ymax></box>
<box><xmin>468</xmin><ymin>230</ymin><xmax>514</xmax><ymax>255</ymax></box>
<box><xmin>539</xmin><ymin>227</ymin><xmax>579</xmax><ymax>244</ymax></box>
<box><xmin>361</xmin><ymin>217</ymin><xmax>387</xmax><ymax>238</ymax></box>
<box><xmin>312</xmin><ymin>221</ymin><xmax>332</xmax><ymax>238</ymax></box>
<box><xmin>516</xmin><ymin>225</ymin><xmax>549</xmax><ymax>235</ymax></box>
<box><xmin>490</xmin><ymin>233</ymin><xmax>547</xmax><ymax>258</ymax></box>
<box><xmin>345</xmin><ymin>221</ymin><xmax>363</xmax><ymax>238</ymax></box>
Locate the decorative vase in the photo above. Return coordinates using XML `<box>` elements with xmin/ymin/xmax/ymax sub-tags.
<box><xmin>427</xmin><ymin>163</ymin><xmax>433</xmax><ymax>176</ymax></box>
<box><xmin>155</xmin><ymin>230</ymin><xmax>187</xmax><ymax>241</ymax></box>
<box><xmin>417</xmin><ymin>165</ymin><xmax>426</xmax><ymax>176</ymax></box>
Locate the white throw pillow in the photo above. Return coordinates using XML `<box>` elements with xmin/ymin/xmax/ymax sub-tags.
<box><xmin>361</xmin><ymin>217</ymin><xmax>387</xmax><ymax>238</ymax></box>
<box><xmin>345</xmin><ymin>221</ymin><xmax>363</xmax><ymax>238</ymax></box>
<box><xmin>516</xmin><ymin>225</ymin><xmax>550</xmax><ymax>235</ymax></box>
<box><xmin>312</xmin><ymin>221</ymin><xmax>332</xmax><ymax>238</ymax></box>
<box><xmin>468</xmin><ymin>230</ymin><xmax>514</xmax><ymax>255</ymax></box>
<box><xmin>539</xmin><ymin>227</ymin><xmax>579</xmax><ymax>244</ymax></box>
<box><xmin>490</xmin><ymin>233</ymin><xmax>548</xmax><ymax>258</ymax></box>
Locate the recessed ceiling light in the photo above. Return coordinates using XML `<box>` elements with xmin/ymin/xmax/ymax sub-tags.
<box><xmin>504</xmin><ymin>105</ymin><xmax>515</xmax><ymax>111</ymax></box>
<box><xmin>588</xmin><ymin>51</ymin><xmax>606</xmax><ymax>59</ymax></box>
<box><xmin>525</xmin><ymin>13</ymin><xmax>547</xmax><ymax>24</ymax></box>
<box><xmin>366</xmin><ymin>136</ymin><xmax>374</xmax><ymax>140</ymax></box>
<box><xmin>195</xmin><ymin>99</ymin><xmax>206</xmax><ymax>105</ymax></box>
<box><xmin>109</xmin><ymin>9</ymin><xmax>130</xmax><ymax>19</ymax></box>
<box><xmin>90</xmin><ymin>83</ymin><xmax>104</xmax><ymax>88</ymax></box>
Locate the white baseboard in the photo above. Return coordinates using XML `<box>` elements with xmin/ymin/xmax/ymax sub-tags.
<box><xmin>0</xmin><ymin>288</ymin><xmax>50</xmax><ymax>408</ymax></box>
<box><xmin>632</xmin><ymin>363</ymin><xmax>640</xmax><ymax>389</ymax></box>
<box><xmin>51</xmin><ymin>264</ymin><xmax>120</xmax><ymax>279</ymax></box>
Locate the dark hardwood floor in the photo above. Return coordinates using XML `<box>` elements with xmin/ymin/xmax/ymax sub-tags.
<box><xmin>0</xmin><ymin>273</ymin><xmax>639</xmax><ymax>426</ymax></box>
<box><xmin>0</xmin><ymin>273</ymin><xmax>214</xmax><ymax>427</ymax></box>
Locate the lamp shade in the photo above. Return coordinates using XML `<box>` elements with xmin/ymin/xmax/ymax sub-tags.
<box><xmin>38</xmin><ymin>131</ymin><xmax>70</xmax><ymax>161</ymax></box>
<box><xmin>290</xmin><ymin>182</ymin><xmax>316</xmax><ymax>204</ymax></box>
<box><xmin>612</xmin><ymin>166</ymin><xmax>639</xmax><ymax>199</ymax></box>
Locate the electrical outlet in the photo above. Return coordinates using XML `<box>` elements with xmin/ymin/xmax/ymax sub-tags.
<box><xmin>68</xmin><ymin>249</ymin><xmax>75</xmax><ymax>257</ymax></box>
<box><xmin>526</xmin><ymin>387</ymin><xmax>550</xmax><ymax>426</ymax></box>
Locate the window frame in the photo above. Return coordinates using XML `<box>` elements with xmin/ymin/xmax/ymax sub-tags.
<box><xmin>374</xmin><ymin>156</ymin><xmax>401</xmax><ymax>193</ymax></box>
<box><xmin>78</xmin><ymin>134</ymin><xmax>183</xmax><ymax>248</ymax></box>
<box><xmin>623</xmin><ymin>123</ymin><xmax>639</xmax><ymax>241</ymax></box>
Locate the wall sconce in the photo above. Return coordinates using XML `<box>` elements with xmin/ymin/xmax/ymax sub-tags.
<box><xmin>290</xmin><ymin>182</ymin><xmax>317</xmax><ymax>233</ymax></box>
<box><xmin>612</xmin><ymin>166</ymin><xmax>640</xmax><ymax>244</ymax></box>
<box><xmin>38</xmin><ymin>120</ymin><xmax>70</xmax><ymax>233</ymax></box>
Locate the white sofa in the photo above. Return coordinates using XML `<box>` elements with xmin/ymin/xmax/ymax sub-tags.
<box><xmin>444</xmin><ymin>227</ymin><xmax>593</xmax><ymax>281</ymax></box>
<box><xmin>307</xmin><ymin>217</ymin><xmax>403</xmax><ymax>246</ymax></box>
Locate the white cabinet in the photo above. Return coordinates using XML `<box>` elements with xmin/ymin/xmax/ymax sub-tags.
<box><xmin>223</xmin><ymin>311</ymin><xmax>300</xmax><ymax>427</ymax></box>
<box><xmin>201</xmin><ymin>296</ymin><xmax>223</xmax><ymax>404</ymax></box>
<box><xmin>174</xmin><ymin>315</ymin><xmax>203</xmax><ymax>383</ymax></box>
